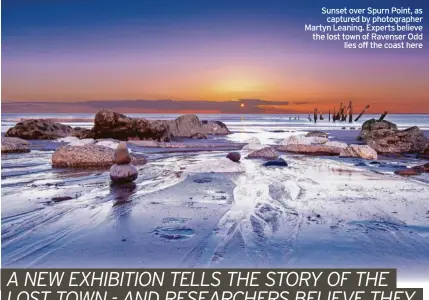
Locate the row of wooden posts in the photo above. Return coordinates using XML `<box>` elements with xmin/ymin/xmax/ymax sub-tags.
<box><xmin>308</xmin><ymin>102</ymin><xmax>388</xmax><ymax>123</ymax></box>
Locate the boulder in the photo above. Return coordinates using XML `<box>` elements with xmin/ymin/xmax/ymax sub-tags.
<box><xmin>278</xmin><ymin>144</ymin><xmax>343</xmax><ymax>156</ymax></box>
<box><xmin>340</xmin><ymin>145</ymin><xmax>378</xmax><ymax>160</ymax></box>
<box><xmin>110</xmin><ymin>164</ymin><xmax>138</xmax><ymax>183</ymax></box>
<box><xmin>394</xmin><ymin>169</ymin><xmax>421</xmax><ymax>176</ymax></box>
<box><xmin>394</xmin><ymin>163</ymin><xmax>429</xmax><ymax>176</ymax></box>
<box><xmin>88</xmin><ymin>110</ymin><xmax>231</xmax><ymax>141</ymax></box>
<box><xmin>325</xmin><ymin>141</ymin><xmax>348</xmax><ymax>149</ymax></box>
<box><xmin>1</xmin><ymin>137</ymin><xmax>31</xmax><ymax>153</ymax></box>
<box><xmin>365</xmin><ymin>126</ymin><xmax>428</xmax><ymax>154</ymax></box>
<box><xmin>114</xmin><ymin>142</ymin><xmax>132</xmax><ymax>164</ymax></box>
<box><xmin>201</xmin><ymin>120</ymin><xmax>230</xmax><ymax>135</ymax></box>
<box><xmin>5</xmin><ymin>119</ymin><xmax>73</xmax><ymax>140</ymax></box>
<box><xmin>72</xmin><ymin>127</ymin><xmax>93</xmax><ymax>139</ymax></box>
<box><xmin>246</xmin><ymin>147</ymin><xmax>278</xmax><ymax>160</ymax></box>
<box><xmin>411</xmin><ymin>163</ymin><xmax>429</xmax><ymax>173</ymax></box>
<box><xmin>357</xmin><ymin>119</ymin><xmax>397</xmax><ymax>141</ymax></box>
<box><xmin>52</xmin><ymin>144</ymin><xmax>146</xmax><ymax>168</ymax></box>
<box><xmin>306</xmin><ymin>131</ymin><xmax>328</xmax><ymax>138</ymax></box>
<box><xmin>263</xmin><ymin>158</ymin><xmax>288</xmax><ymax>167</ymax></box>
<box><xmin>280</xmin><ymin>134</ymin><xmax>328</xmax><ymax>146</ymax></box>
<box><xmin>191</xmin><ymin>133</ymin><xmax>208</xmax><ymax>139</ymax></box>
<box><xmin>166</xmin><ymin>115</ymin><xmax>231</xmax><ymax>138</ymax></box>
<box><xmin>226</xmin><ymin>152</ymin><xmax>241</xmax><ymax>162</ymax></box>
<box><xmin>91</xmin><ymin>109</ymin><xmax>171</xmax><ymax>142</ymax></box>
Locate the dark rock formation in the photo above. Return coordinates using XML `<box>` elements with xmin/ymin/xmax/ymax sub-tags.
<box><xmin>52</xmin><ymin>144</ymin><xmax>146</xmax><ymax>168</ymax></box>
<box><xmin>90</xmin><ymin>109</ymin><xmax>171</xmax><ymax>141</ymax></box>
<box><xmin>246</xmin><ymin>147</ymin><xmax>278</xmax><ymax>160</ymax></box>
<box><xmin>72</xmin><ymin>127</ymin><xmax>94</xmax><ymax>139</ymax></box>
<box><xmin>357</xmin><ymin>119</ymin><xmax>397</xmax><ymax>141</ymax></box>
<box><xmin>226</xmin><ymin>152</ymin><xmax>241</xmax><ymax>162</ymax></box>
<box><xmin>5</xmin><ymin>119</ymin><xmax>73</xmax><ymax>140</ymax></box>
<box><xmin>263</xmin><ymin>158</ymin><xmax>288</xmax><ymax>167</ymax></box>
<box><xmin>165</xmin><ymin>115</ymin><xmax>231</xmax><ymax>138</ymax></box>
<box><xmin>365</xmin><ymin>126</ymin><xmax>428</xmax><ymax>154</ymax></box>
<box><xmin>394</xmin><ymin>163</ymin><xmax>429</xmax><ymax>176</ymax></box>
<box><xmin>306</xmin><ymin>131</ymin><xmax>328</xmax><ymax>138</ymax></box>
<box><xmin>85</xmin><ymin>110</ymin><xmax>231</xmax><ymax>141</ymax></box>
<box><xmin>1</xmin><ymin>137</ymin><xmax>31</xmax><ymax>153</ymax></box>
<box><xmin>277</xmin><ymin>144</ymin><xmax>343</xmax><ymax>156</ymax></box>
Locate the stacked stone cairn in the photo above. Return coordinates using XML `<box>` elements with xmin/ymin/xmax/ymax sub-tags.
<box><xmin>110</xmin><ymin>142</ymin><xmax>138</xmax><ymax>183</ymax></box>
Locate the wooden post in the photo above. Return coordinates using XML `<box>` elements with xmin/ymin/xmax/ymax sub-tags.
<box><xmin>308</xmin><ymin>113</ymin><xmax>312</xmax><ymax>122</ymax></box>
<box><xmin>314</xmin><ymin>108</ymin><xmax>318</xmax><ymax>123</ymax></box>
<box><xmin>333</xmin><ymin>107</ymin><xmax>336</xmax><ymax>122</ymax></box>
<box><xmin>378</xmin><ymin>111</ymin><xmax>388</xmax><ymax>121</ymax></box>
<box><xmin>348</xmin><ymin>101</ymin><xmax>353</xmax><ymax>123</ymax></box>
<box><xmin>328</xmin><ymin>110</ymin><xmax>331</xmax><ymax>122</ymax></box>
<box><xmin>354</xmin><ymin>105</ymin><xmax>370</xmax><ymax>122</ymax></box>
<box><xmin>341</xmin><ymin>102</ymin><xmax>350</xmax><ymax>122</ymax></box>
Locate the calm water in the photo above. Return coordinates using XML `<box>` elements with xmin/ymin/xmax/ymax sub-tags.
<box><xmin>2</xmin><ymin>113</ymin><xmax>429</xmax><ymax>134</ymax></box>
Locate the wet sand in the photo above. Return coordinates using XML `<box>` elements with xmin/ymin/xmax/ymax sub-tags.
<box><xmin>1</xmin><ymin>128</ymin><xmax>429</xmax><ymax>282</ymax></box>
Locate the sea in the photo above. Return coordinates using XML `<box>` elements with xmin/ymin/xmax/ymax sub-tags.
<box><xmin>2</xmin><ymin>113</ymin><xmax>429</xmax><ymax>134</ymax></box>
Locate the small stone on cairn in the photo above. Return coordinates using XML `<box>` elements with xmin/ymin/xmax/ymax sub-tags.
<box><xmin>110</xmin><ymin>142</ymin><xmax>138</xmax><ymax>183</ymax></box>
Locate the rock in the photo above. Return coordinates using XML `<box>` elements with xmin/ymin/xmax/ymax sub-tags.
<box><xmin>411</xmin><ymin>163</ymin><xmax>429</xmax><ymax>173</ymax></box>
<box><xmin>88</xmin><ymin>110</ymin><xmax>230</xmax><ymax>141</ymax></box>
<box><xmin>191</xmin><ymin>133</ymin><xmax>207</xmax><ymax>139</ymax></box>
<box><xmin>167</xmin><ymin>115</ymin><xmax>230</xmax><ymax>138</ymax></box>
<box><xmin>201</xmin><ymin>120</ymin><xmax>231</xmax><ymax>135</ymax></box>
<box><xmin>110</xmin><ymin>164</ymin><xmax>138</xmax><ymax>183</ymax></box>
<box><xmin>52</xmin><ymin>144</ymin><xmax>146</xmax><ymax>168</ymax></box>
<box><xmin>365</xmin><ymin>126</ymin><xmax>428</xmax><ymax>154</ymax></box>
<box><xmin>1</xmin><ymin>137</ymin><xmax>31</xmax><ymax>153</ymax></box>
<box><xmin>394</xmin><ymin>169</ymin><xmax>421</xmax><ymax>176</ymax></box>
<box><xmin>325</xmin><ymin>141</ymin><xmax>348</xmax><ymax>149</ymax></box>
<box><xmin>52</xmin><ymin>196</ymin><xmax>73</xmax><ymax>202</ymax></box>
<box><xmin>226</xmin><ymin>152</ymin><xmax>241</xmax><ymax>162</ymax></box>
<box><xmin>91</xmin><ymin>109</ymin><xmax>171</xmax><ymax>141</ymax></box>
<box><xmin>263</xmin><ymin>158</ymin><xmax>288</xmax><ymax>167</ymax></box>
<box><xmin>419</xmin><ymin>144</ymin><xmax>429</xmax><ymax>159</ymax></box>
<box><xmin>114</xmin><ymin>142</ymin><xmax>132</xmax><ymax>164</ymax></box>
<box><xmin>306</xmin><ymin>131</ymin><xmax>328</xmax><ymax>138</ymax></box>
<box><xmin>246</xmin><ymin>147</ymin><xmax>278</xmax><ymax>160</ymax></box>
<box><xmin>340</xmin><ymin>145</ymin><xmax>378</xmax><ymax>160</ymax></box>
<box><xmin>69</xmin><ymin>138</ymin><xmax>96</xmax><ymax>146</ymax></box>
<box><xmin>244</xmin><ymin>137</ymin><xmax>261</xmax><ymax>144</ymax></box>
<box><xmin>242</xmin><ymin>143</ymin><xmax>267</xmax><ymax>150</ymax></box>
<box><xmin>278</xmin><ymin>144</ymin><xmax>343</xmax><ymax>156</ymax></box>
<box><xmin>357</xmin><ymin>119</ymin><xmax>397</xmax><ymax>141</ymax></box>
<box><xmin>72</xmin><ymin>127</ymin><xmax>93</xmax><ymax>139</ymax></box>
<box><xmin>5</xmin><ymin>119</ymin><xmax>73</xmax><ymax>140</ymax></box>
<box><xmin>280</xmin><ymin>134</ymin><xmax>328</xmax><ymax>146</ymax></box>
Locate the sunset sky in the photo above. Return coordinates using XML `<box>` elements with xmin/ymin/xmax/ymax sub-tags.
<box><xmin>2</xmin><ymin>0</ymin><xmax>429</xmax><ymax>113</ymax></box>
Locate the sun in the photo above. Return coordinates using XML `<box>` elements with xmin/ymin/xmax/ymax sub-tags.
<box><xmin>240</xmin><ymin>103</ymin><xmax>245</xmax><ymax>108</ymax></box>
